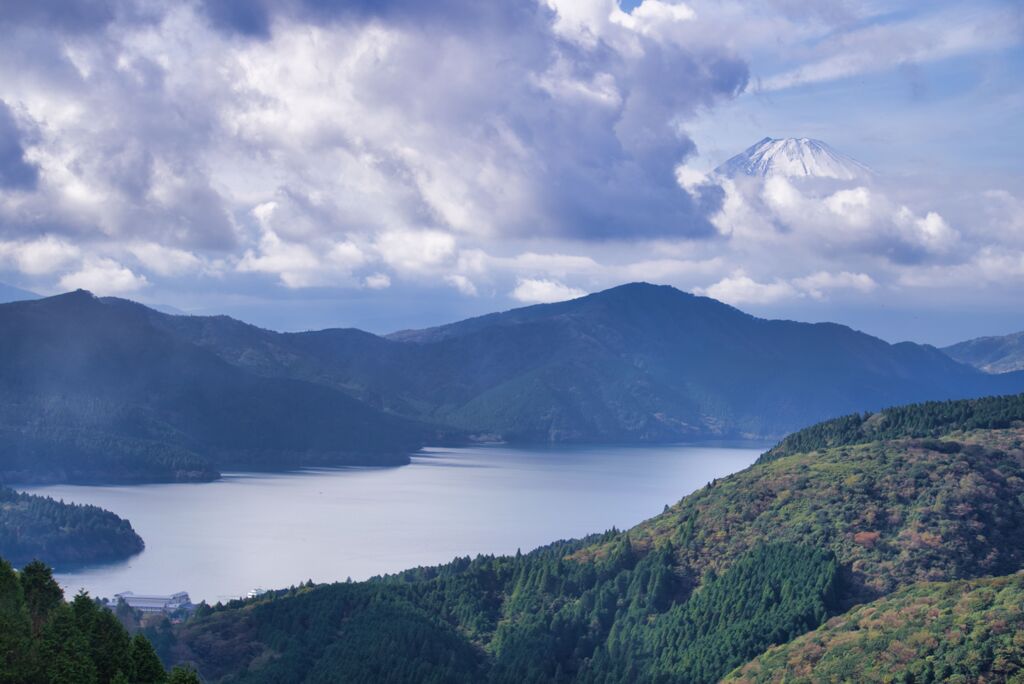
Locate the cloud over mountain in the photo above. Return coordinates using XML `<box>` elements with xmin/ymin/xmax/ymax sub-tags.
<box><xmin>0</xmin><ymin>0</ymin><xmax>1019</xmax><ymax>342</ymax></box>
<box><xmin>0</xmin><ymin>0</ymin><xmax>749</xmax><ymax>296</ymax></box>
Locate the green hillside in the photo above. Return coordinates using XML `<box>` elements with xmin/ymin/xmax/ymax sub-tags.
<box><xmin>725</xmin><ymin>574</ymin><xmax>1024</xmax><ymax>683</ymax></box>
<box><xmin>760</xmin><ymin>393</ymin><xmax>1024</xmax><ymax>463</ymax></box>
<box><xmin>165</xmin><ymin>393</ymin><xmax>1024</xmax><ymax>682</ymax></box>
<box><xmin>0</xmin><ymin>487</ymin><xmax>144</xmax><ymax>568</ymax></box>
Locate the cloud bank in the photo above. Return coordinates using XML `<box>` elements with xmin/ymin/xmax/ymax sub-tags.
<box><xmin>0</xmin><ymin>0</ymin><xmax>1019</xmax><ymax>344</ymax></box>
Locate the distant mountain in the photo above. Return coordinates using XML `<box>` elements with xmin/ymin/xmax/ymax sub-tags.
<box><xmin>3</xmin><ymin>284</ymin><xmax>1020</xmax><ymax>483</ymax></box>
<box><xmin>715</xmin><ymin>137</ymin><xmax>874</xmax><ymax>181</ymax></box>
<box><xmin>942</xmin><ymin>330</ymin><xmax>1024</xmax><ymax>373</ymax></box>
<box><xmin>141</xmin><ymin>282</ymin><xmax>1024</xmax><ymax>443</ymax></box>
<box><xmin>0</xmin><ymin>282</ymin><xmax>38</xmax><ymax>303</ymax></box>
<box><xmin>0</xmin><ymin>291</ymin><xmax>431</xmax><ymax>484</ymax></box>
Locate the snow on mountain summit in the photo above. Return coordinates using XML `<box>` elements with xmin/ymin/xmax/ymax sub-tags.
<box><xmin>715</xmin><ymin>137</ymin><xmax>874</xmax><ymax>181</ymax></box>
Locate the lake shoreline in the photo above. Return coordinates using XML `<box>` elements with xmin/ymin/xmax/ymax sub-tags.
<box><xmin>22</xmin><ymin>443</ymin><xmax>761</xmax><ymax>603</ymax></box>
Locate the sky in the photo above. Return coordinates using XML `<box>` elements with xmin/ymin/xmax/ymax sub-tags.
<box><xmin>0</xmin><ymin>0</ymin><xmax>1021</xmax><ymax>345</ymax></box>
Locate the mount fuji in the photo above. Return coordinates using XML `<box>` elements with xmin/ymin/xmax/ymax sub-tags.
<box><xmin>715</xmin><ymin>137</ymin><xmax>874</xmax><ymax>181</ymax></box>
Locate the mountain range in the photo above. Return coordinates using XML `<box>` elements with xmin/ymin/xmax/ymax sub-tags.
<box><xmin>1</xmin><ymin>283</ymin><xmax>1022</xmax><ymax>484</ymax></box>
<box><xmin>0</xmin><ymin>291</ymin><xmax>429</xmax><ymax>484</ymax></box>
<box><xmin>943</xmin><ymin>330</ymin><xmax>1024</xmax><ymax>374</ymax></box>
<box><xmin>715</xmin><ymin>137</ymin><xmax>874</xmax><ymax>181</ymax></box>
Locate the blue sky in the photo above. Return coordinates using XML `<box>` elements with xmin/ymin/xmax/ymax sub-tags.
<box><xmin>0</xmin><ymin>0</ymin><xmax>1021</xmax><ymax>345</ymax></box>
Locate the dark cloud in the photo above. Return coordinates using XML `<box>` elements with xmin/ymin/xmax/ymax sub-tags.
<box><xmin>201</xmin><ymin>0</ymin><xmax>272</xmax><ymax>38</ymax></box>
<box><xmin>0</xmin><ymin>0</ymin><xmax>161</xmax><ymax>34</ymax></box>
<box><xmin>198</xmin><ymin>0</ymin><xmax>552</xmax><ymax>38</ymax></box>
<box><xmin>0</xmin><ymin>0</ymin><xmax>753</xmax><ymax>286</ymax></box>
<box><xmin>0</xmin><ymin>101</ymin><xmax>39</xmax><ymax>191</ymax></box>
<box><xmin>0</xmin><ymin>0</ymin><xmax>116</xmax><ymax>33</ymax></box>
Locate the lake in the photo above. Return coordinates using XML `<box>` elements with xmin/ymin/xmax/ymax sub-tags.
<box><xmin>23</xmin><ymin>443</ymin><xmax>760</xmax><ymax>603</ymax></box>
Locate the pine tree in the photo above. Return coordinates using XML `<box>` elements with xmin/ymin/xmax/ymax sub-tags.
<box><xmin>40</xmin><ymin>604</ymin><xmax>98</xmax><ymax>684</ymax></box>
<box><xmin>167</xmin><ymin>665</ymin><xmax>202</xmax><ymax>683</ymax></box>
<box><xmin>19</xmin><ymin>559</ymin><xmax>63</xmax><ymax>635</ymax></box>
<box><xmin>90</xmin><ymin>609</ymin><xmax>133</xmax><ymax>683</ymax></box>
<box><xmin>130</xmin><ymin>632</ymin><xmax>167</xmax><ymax>683</ymax></box>
<box><xmin>0</xmin><ymin>559</ymin><xmax>31</xmax><ymax>682</ymax></box>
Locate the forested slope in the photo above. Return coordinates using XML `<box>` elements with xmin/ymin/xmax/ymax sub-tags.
<box><xmin>760</xmin><ymin>392</ymin><xmax>1024</xmax><ymax>462</ymax></box>
<box><xmin>0</xmin><ymin>557</ymin><xmax>198</xmax><ymax>683</ymax></box>
<box><xmin>0</xmin><ymin>487</ymin><xmax>143</xmax><ymax>568</ymax></box>
<box><xmin>143</xmin><ymin>283</ymin><xmax>1024</xmax><ymax>443</ymax></box>
<box><xmin>166</xmin><ymin>393</ymin><xmax>1024</xmax><ymax>682</ymax></box>
<box><xmin>0</xmin><ymin>291</ymin><xmax>433</xmax><ymax>484</ymax></box>
<box><xmin>725</xmin><ymin>574</ymin><xmax>1024</xmax><ymax>683</ymax></box>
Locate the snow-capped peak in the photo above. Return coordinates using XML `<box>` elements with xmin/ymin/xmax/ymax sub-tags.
<box><xmin>715</xmin><ymin>137</ymin><xmax>874</xmax><ymax>181</ymax></box>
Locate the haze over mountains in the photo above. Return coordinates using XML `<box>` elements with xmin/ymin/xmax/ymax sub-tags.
<box><xmin>1</xmin><ymin>283</ymin><xmax>1022</xmax><ymax>485</ymax></box>
<box><xmin>0</xmin><ymin>282</ymin><xmax>38</xmax><ymax>304</ymax></box>
<box><xmin>0</xmin><ymin>291</ymin><xmax>428</xmax><ymax>484</ymax></box>
<box><xmin>943</xmin><ymin>330</ymin><xmax>1024</xmax><ymax>374</ymax></box>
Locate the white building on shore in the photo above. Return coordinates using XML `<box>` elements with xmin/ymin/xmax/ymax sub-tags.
<box><xmin>114</xmin><ymin>591</ymin><xmax>192</xmax><ymax>614</ymax></box>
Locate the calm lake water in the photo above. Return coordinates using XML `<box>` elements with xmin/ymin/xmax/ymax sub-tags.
<box><xmin>23</xmin><ymin>443</ymin><xmax>760</xmax><ymax>603</ymax></box>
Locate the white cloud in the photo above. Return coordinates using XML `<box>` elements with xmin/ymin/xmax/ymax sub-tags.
<box><xmin>444</xmin><ymin>274</ymin><xmax>478</xmax><ymax>296</ymax></box>
<box><xmin>375</xmin><ymin>229</ymin><xmax>456</xmax><ymax>275</ymax></box>
<box><xmin>759</xmin><ymin>4</ymin><xmax>1022</xmax><ymax>91</ymax></box>
<box><xmin>363</xmin><ymin>273</ymin><xmax>391</xmax><ymax>289</ymax></box>
<box><xmin>894</xmin><ymin>209</ymin><xmax>957</xmax><ymax>253</ymax></box>
<box><xmin>128</xmin><ymin>242</ymin><xmax>203</xmax><ymax>277</ymax></box>
<box><xmin>511</xmin><ymin>278</ymin><xmax>587</xmax><ymax>304</ymax></box>
<box><xmin>238</xmin><ymin>226</ymin><xmax>365</xmax><ymax>288</ymax></box>
<box><xmin>698</xmin><ymin>273</ymin><xmax>797</xmax><ymax>305</ymax></box>
<box><xmin>699</xmin><ymin>269</ymin><xmax>877</xmax><ymax>305</ymax></box>
<box><xmin>0</xmin><ymin>236</ymin><xmax>80</xmax><ymax>275</ymax></box>
<box><xmin>715</xmin><ymin>173</ymin><xmax>961</xmax><ymax>261</ymax></box>
<box><xmin>59</xmin><ymin>258</ymin><xmax>148</xmax><ymax>295</ymax></box>
<box><xmin>792</xmin><ymin>271</ymin><xmax>877</xmax><ymax>300</ymax></box>
<box><xmin>0</xmin><ymin>0</ymin><xmax>1018</xmax><ymax>326</ymax></box>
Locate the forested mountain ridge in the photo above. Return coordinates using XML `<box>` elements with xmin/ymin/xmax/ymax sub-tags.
<box><xmin>6</xmin><ymin>285</ymin><xmax>1023</xmax><ymax>484</ymax></box>
<box><xmin>759</xmin><ymin>392</ymin><xmax>1024</xmax><ymax>462</ymax></box>
<box><xmin>0</xmin><ymin>291</ymin><xmax>434</xmax><ymax>484</ymax></box>
<box><xmin>165</xmin><ymin>393</ymin><xmax>1024</xmax><ymax>682</ymax></box>
<box><xmin>118</xmin><ymin>283</ymin><xmax>1024</xmax><ymax>443</ymax></box>
<box><xmin>944</xmin><ymin>330</ymin><xmax>1024</xmax><ymax>374</ymax></box>
<box><xmin>0</xmin><ymin>487</ymin><xmax>144</xmax><ymax>568</ymax></box>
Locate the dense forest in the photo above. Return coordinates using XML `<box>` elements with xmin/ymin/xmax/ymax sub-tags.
<box><xmin>760</xmin><ymin>392</ymin><xmax>1024</xmax><ymax>462</ymax></box>
<box><xmin>726</xmin><ymin>574</ymin><xmax>1024</xmax><ymax>683</ymax></box>
<box><xmin>0</xmin><ymin>487</ymin><xmax>144</xmax><ymax>568</ymax></box>
<box><xmin>170</xmin><ymin>542</ymin><xmax>839</xmax><ymax>684</ymax></box>
<box><xmin>0</xmin><ymin>557</ymin><xmax>198</xmax><ymax>683</ymax></box>
<box><xmin>163</xmin><ymin>393</ymin><xmax>1024</xmax><ymax>682</ymax></box>
<box><xmin>0</xmin><ymin>291</ymin><xmax>435</xmax><ymax>485</ymax></box>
